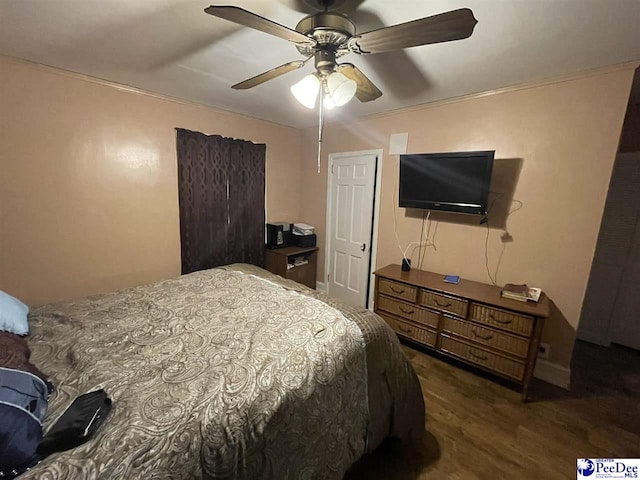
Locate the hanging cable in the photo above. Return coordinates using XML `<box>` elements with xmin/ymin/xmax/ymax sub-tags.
<box><xmin>417</xmin><ymin>210</ymin><xmax>426</xmax><ymax>269</ymax></box>
<box><xmin>421</xmin><ymin>211</ymin><xmax>434</xmax><ymax>270</ymax></box>
<box><xmin>484</xmin><ymin>192</ymin><xmax>525</xmax><ymax>285</ymax></box>
<box><xmin>317</xmin><ymin>88</ymin><xmax>325</xmax><ymax>174</ymax></box>
<box><xmin>484</xmin><ymin>221</ymin><xmax>497</xmax><ymax>285</ymax></box>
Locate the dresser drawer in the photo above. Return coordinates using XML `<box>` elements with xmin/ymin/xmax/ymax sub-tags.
<box><xmin>441</xmin><ymin>316</ymin><xmax>529</xmax><ymax>359</ymax></box>
<box><xmin>377</xmin><ymin>295</ymin><xmax>439</xmax><ymax>329</ymax></box>
<box><xmin>379</xmin><ymin>313</ymin><xmax>437</xmax><ymax>347</ymax></box>
<box><xmin>378</xmin><ymin>278</ymin><xmax>418</xmax><ymax>303</ymax></box>
<box><xmin>470</xmin><ymin>303</ymin><xmax>533</xmax><ymax>337</ymax></box>
<box><xmin>419</xmin><ymin>290</ymin><xmax>468</xmax><ymax>318</ymax></box>
<box><xmin>439</xmin><ymin>335</ymin><xmax>525</xmax><ymax>380</ymax></box>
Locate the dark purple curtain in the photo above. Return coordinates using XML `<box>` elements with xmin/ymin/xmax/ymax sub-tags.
<box><xmin>176</xmin><ymin>128</ymin><xmax>265</xmax><ymax>274</ymax></box>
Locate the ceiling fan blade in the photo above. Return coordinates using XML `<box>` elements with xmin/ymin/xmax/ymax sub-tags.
<box><xmin>337</xmin><ymin>63</ymin><xmax>382</xmax><ymax>102</ymax></box>
<box><xmin>350</xmin><ymin>8</ymin><xmax>478</xmax><ymax>54</ymax></box>
<box><xmin>204</xmin><ymin>5</ymin><xmax>315</xmax><ymax>45</ymax></box>
<box><xmin>232</xmin><ymin>58</ymin><xmax>311</xmax><ymax>89</ymax></box>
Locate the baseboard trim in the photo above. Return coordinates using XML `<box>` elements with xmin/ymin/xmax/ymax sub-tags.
<box><xmin>534</xmin><ymin>359</ymin><xmax>571</xmax><ymax>390</ymax></box>
<box><xmin>316</xmin><ymin>281</ymin><xmax>327</xmax><ymax>293</ymax></box>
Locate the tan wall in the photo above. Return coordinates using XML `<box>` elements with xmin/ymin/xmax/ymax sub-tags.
<box><xmin>299</xmin><ymin>67</ymin><xmax>635</xmax><ymax>368</ymax></box>
<box><xmin>0</xmin><ymin>58</ymin><xmax>303</xmax><ymax>306</ymax></box>
<box><xmin>0</xmin><ymin>57</ymin><xmax>634</xmax><ymax>368</ymax></box>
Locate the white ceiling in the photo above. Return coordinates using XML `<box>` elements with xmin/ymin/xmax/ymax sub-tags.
<box><xmin>1</xmin><ymin>0</ymin><xmax>639</xmax><ymax>127</ymax></box>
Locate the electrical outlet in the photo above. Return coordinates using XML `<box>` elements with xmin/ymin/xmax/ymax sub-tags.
<box><xmin>538</xmin><ymin>342</ymin><xmax>550</xmax><ymax>359</ymax></box>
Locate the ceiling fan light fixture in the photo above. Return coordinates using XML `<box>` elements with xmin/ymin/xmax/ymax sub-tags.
<box><xmin>323</xmin><ymin>93</ymin><xmax>336</xmax><ymax>110</ymax></box>
<box><xmin>327</xmin><ymin>71</ymin><xmax>357</xmax><ymax>107</ymax></box>
<box><xmin>291</xmin><ymin>74</ymin><xmax>320</xmax><ymax>109</ymax></box>
<box><xmin>206</xmin><ymin>4</ymin><xmax>479</xmax><ymax>172</ymax></box>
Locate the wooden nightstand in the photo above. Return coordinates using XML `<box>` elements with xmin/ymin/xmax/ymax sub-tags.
<box><xmin>264</xmin><ymin>246</ymin><xmax>319</xmax><ymax>289</ymax></box>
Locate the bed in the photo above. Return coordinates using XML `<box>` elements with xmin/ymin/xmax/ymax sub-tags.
<box><xmin>21</xmin><ymin>264</ymin><xmax>425</xmax><ymax>479</ymax></box>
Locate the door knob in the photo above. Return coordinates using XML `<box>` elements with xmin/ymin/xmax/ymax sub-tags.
<box><xmin>360</xmin><ymin>243</ymin><xmax>366</xmax><ymax>252</ymax></box>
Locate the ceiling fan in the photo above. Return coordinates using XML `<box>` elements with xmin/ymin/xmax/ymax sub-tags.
<box><xmin>205</xmin><ymin>0</ymin><xmax>478</xmax><ymax>109</ymax></box>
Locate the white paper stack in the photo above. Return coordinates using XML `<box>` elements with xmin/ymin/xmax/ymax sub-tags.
<box><xmin>293</xmin><ymin>223</ymin><xmax>315</xmax><ymax>236</ymax></box>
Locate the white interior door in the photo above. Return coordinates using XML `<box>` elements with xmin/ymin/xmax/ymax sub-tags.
<box><xmin>327</xmin><ymin>152</ymin><xmax>377</xmax><ymax>307</ymax></box>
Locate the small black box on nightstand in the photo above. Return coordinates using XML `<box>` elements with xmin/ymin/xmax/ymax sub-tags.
<box><xmin>294</xmin><ymin>233</ymin><xmax>316</xmax><ymax>248</ymax></box>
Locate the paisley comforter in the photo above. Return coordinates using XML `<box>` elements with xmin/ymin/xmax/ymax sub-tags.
<box><xmin>23</xmin><ymin>264</ymin><xmax>424</xmax><ymax>479</ymax></box>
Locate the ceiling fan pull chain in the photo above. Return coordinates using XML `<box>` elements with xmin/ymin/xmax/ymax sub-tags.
<box><xmin>317</xmin><ymin>90</ymin><xmax>325</xmax><ymax>173</ymax></box>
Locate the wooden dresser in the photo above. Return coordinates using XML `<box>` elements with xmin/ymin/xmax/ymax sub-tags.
<box><xmin>374</xmin><ymin>264</ymin><xmax>550</xmax><ymax>401</ymax></box>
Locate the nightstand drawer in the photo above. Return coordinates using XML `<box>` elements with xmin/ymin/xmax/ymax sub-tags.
<box><xmin>286</xmin><ymin>263</ymin><xmax>313</xmax><ymax>286</ymax></box>
<box><xmin>419</xmin><ymin>290</ymin><xmax>468</xmax><ymax>318</ymax></box>
<box><xmin>378</xmin><ymin>278</ymin><xmax>418</xmax><ymax>303</ymax></box>
<box><xmin>439</xmin><ymin>335</ymin><xmax>525</xmax><ymax>380</ymax></box>
<box><xmin>441</xmin><ymin>316</ymin><xmax>529</xmax><ymax>358</ymax></box>
<box><xmin>377</xmin><ymin>295</ymin><xmax>439</xmax><ymax>329</ymax></box>
<box><xmin>379</xmin><ymin>313</ymin><xmax>437</xmax><ymax>347</ymax></box>
<box><xmin>470</xmin><ymin>303</ymin><xmax>533</xmax><ymax>337</ymax></box>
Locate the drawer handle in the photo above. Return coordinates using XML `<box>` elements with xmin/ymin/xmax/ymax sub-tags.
<box><xmin>399</xmin><ymin>306</ymin><xmax>415</xmax><ymax>315</ymax></box>
<box><xmin>390</xmin><ymin>286</ymin><xmax>405</xmax><ymax>294</ymax></box>
<box><xmin>489</xmin><ymin>313</ymin><xmax>512</xmax><ymax>325</ymax></box>
<box><xmin>468</xmin><ymin>350</ymin><xmax>489</xmax><ymax>361</ymax></box>
<box><xmin>398</xmin><ymin>325</ymin><xmax>413</xmax><ymax>334</ymax></box>
<box><xmin>433</xmin><ymin>299</ymin><xmax>452</xmax><ymax>308</ymax></box>
<box><xmin>471</xmin><ymin>329</ymin><xmax>494</xmax><ymax>341</ymax></box>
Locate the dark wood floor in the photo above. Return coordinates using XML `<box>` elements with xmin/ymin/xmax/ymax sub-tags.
<box><xmin>345</xmin><ymin>340</ymin><xmax>640</xmax><ymax>479</ymax></box>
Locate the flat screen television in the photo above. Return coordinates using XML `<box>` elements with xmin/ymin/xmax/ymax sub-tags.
<box><xmin>399</xmin><ymin>150</ymin><xmax>495</xmax><ymax>215</ymax></box>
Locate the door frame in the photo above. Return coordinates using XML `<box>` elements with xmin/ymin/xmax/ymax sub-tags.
<box><xmin>324</xmin><ymin>149</ymin><xmax>384</xmax><ymax>310</ymax></box>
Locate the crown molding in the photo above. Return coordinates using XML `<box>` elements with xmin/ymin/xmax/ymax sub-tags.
<box><xmin>0</xmin><ymin>54</ymin><xmax>297</xmax><ymax>130</ymax></box>
<box><xmin>361</xmin><ymin>60</ymin><xmax>640</xmax><ymax>122</ymax></box>
<box><xmin>3</xmin><ymin>54</ymin><xmax>638</xmax><ymax>131</ymax></box>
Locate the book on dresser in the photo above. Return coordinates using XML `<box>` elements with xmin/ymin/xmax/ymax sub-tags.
<box><xmin>501</xmin><ymin>284</ymin><xmax>542</xmax><ymax>303</ymax></box>
<box><xmin>373</xmin><ymin>264</ymin><xmax>550</xmax><ymax>401</ymax></box>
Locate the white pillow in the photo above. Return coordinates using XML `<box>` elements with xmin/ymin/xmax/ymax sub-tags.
<box><xmin>0</xmin><ymin>290</ymin><xmax>29</xmax><ymax>335</ymax></box>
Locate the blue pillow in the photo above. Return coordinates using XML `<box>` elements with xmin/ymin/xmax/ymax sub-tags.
<box><xmin>0</xmin><ymin>291</ymin><xmax>29</xmax><ymax>336</ymax></box>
